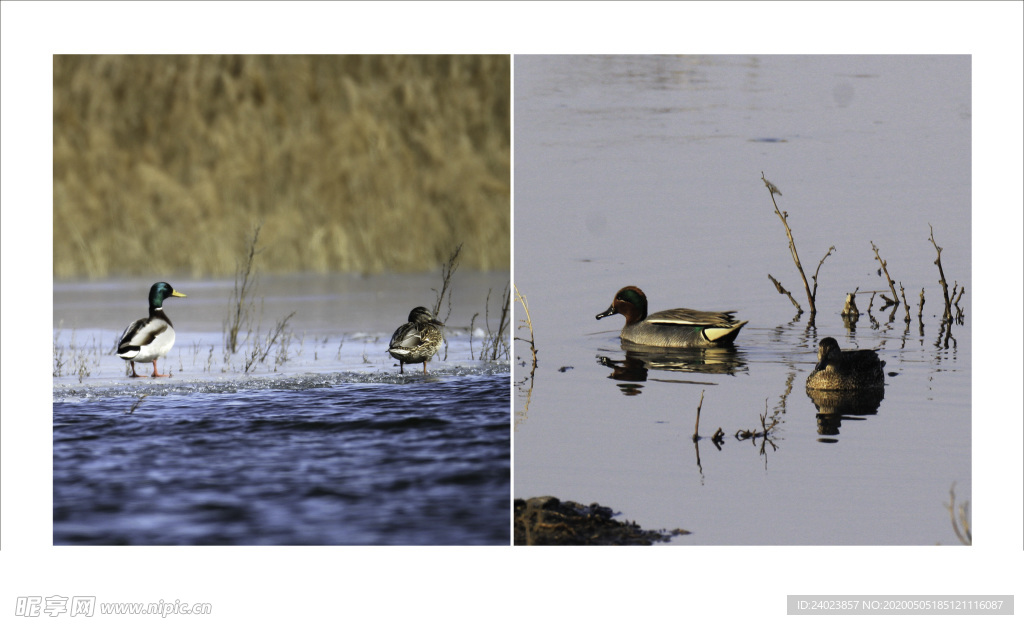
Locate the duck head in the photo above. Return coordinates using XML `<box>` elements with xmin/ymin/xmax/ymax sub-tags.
<box><xmin>596</xmin><ymin>286</ymin><xmax>648</xmax><ymax>324</ymax></box>
<box><xmin>408</xmin><ymin>306</ymin><xmax>444</xmax><ymax>326</ymax></box>
<box><xmin>149</xmin><ymin>282</ymin><xmax>187</xmax><ymax>310</ymax></box>
<box><xmin>813</xmin><ymin>337</ymin><xmax>841</xmax><ymax>371</ymax></box>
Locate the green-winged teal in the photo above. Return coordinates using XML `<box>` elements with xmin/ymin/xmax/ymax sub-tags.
<box><xmin>805</xmin><ymin>337</ymin><xmax>885</xmax><ymax>391</ymax></box>
<box><xmin>117</xmin><ymin>282</ymin><xmax>187</xmax><ymax>377</ymax></box>
<box><xmin>388</xmin><ymin>306</ymin><xmax>445</xmax><ymax>373</ymax></box>
<box><xmin>596</xmin><ymin>286</ymin><xmax>748</xmax><ymax>348</ymax></box>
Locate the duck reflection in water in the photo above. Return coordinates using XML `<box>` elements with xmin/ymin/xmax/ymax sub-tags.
<box><xmin>597</xmin><ymin>344</ymin><xmax>748</xmax><ymax>395</ymax></box>
<box><xmin>805</xmin><ymin>337</ymin><xmax>886</xmax><ymax>441</ymax></box>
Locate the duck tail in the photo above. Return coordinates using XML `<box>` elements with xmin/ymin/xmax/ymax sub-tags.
<box><xmin>702</xmin><ymin>320</ymin><xmax>748</xmax><ymax>344</ymax></box>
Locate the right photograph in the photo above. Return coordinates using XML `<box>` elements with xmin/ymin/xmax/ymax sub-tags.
<box><xmin>513</xmin><ymin>55</ymin><xmax>971</xmax><ymax>546</ymax></box>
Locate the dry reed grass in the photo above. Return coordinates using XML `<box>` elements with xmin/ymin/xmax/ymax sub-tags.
<box><xmin>53</xmin><ymin>55</ymin><xmax>510</xmax><ymax>278</ymax></box>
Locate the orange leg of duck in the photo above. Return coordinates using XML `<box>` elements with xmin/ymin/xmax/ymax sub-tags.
<box><xmin>128</xmin><ymin>362</ymin><xmax>143</xmax><ymax>378</ymax></box>
<box><xmin>152</xmin><ymin>360</ymin><xmax>170</xmax><ymax>378</ymax></box>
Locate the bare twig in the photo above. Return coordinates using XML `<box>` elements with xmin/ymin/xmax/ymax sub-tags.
<box><xmin>481</xmin><ymin>282</ymin><xmax>512</xmax><ymax>361</ymax></box>
<box><xmin>928</xmin><ymin>224</ymin><xmax>953</xmax><ymax>321</ymax></box>
<box><xmin>811</xmin><ymin>246</ymin><xmax>835</xmax><ymax>304</ymax></box>
<box><xmin>899</xmin><ymin>282</ymin><xmax>911</xmax><ymax>323</ymax></box>
<box><xmin>762</xmin><ymin>173</ymin><xmax>817</xmax><ymax>315</ymax></box>
<box><xmin>432</xmin><ymin>242</ymin><xmax>462</xmax><ymax>321</ymax></box>
<box><xmin>692</xmin><ymin>390</ymin><xmax>705</xmax><ymax>442</ymax></box>
<box><xmin>945</xmin><ymin>483</ymin><xmax>971</xmax><ymax>545</ymax></box>
<box><xmin>513</xmin><ymin>284</ymin><xmax>538</xmax><ymax>373</ymax></box>
<box><xmin>947</xmin><ymin>279</ymin><xmax>966</xmax><ymax>326</ymax></box>
<box><xmin>768</xmin><ymin>274</ymin><xmax>803</xmax><ymax>314</ymax></box>
<box><xmin>225</xmin><ymin>223</ymin><xmax>263</xmax><ymax>355</ymax></box>
<box><xmin>870</xmin><ymin>241</ymin><xmax>899</xmax><ymax>309</ymax></box>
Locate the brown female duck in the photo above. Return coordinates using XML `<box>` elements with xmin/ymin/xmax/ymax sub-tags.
<box><xmin>806</xmin><ymin>337</ymin><xmax>885</xmax><ymax>391</ymax></box>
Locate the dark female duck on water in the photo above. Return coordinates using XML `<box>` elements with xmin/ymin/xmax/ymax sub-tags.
<box><xmin>117</xmin><ymin>282</ymin><xmax>187</xmax><ymax>377</ymax></box>
<box><xmin>806</xmin><ymin>337</ymin><xmax>885</xmax><ymax>391</ymax></box>
<box><xmin>596</xmin><ymin>285</ymin><xmax>748</xmax><ymax>348</ymax></box>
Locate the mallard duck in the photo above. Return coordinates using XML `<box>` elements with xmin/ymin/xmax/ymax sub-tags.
<box><xmin>387</xmin><ymin>306</ymin><xmax>445</xmax><ymax>373</ymax></box>
<box><xmin>806</xmin><ymin>337</ymin><xmax>885</xmax><ymax>391</ymax></box>
<box><xmin>596</xmin><ymin>285</ymin><xmax>748</xmax><ymax>348</ymax></box>
<box><xmin>117</xmin><ymin>282</ymin><xmax>187</xmax><ymax>378</ymax></box>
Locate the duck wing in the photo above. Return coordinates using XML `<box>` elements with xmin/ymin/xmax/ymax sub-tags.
<box><xmin>646</xmin><ymin>308</ymin><xmax>740</xmax><ymax>328</ymax></box>
<box><xmin>118</xmin><ymin>316</ymin><xmax>171</xmax><ymax>352</ymax></box>
<box><xmin>390</xmin><ymin>322</ymin><xmax>424</xmax><ymax>349</ymax></box>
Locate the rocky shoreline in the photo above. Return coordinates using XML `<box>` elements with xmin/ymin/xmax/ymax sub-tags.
<box><xmin>514</xmin><ymin>496</ymin><xmax>690</xmax><ymax>546</ymax></box>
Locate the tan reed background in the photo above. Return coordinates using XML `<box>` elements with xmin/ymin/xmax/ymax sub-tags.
<box><xmin>53</xmin><ymin>55</ymin><xmax>510</xmax><ymax>279</ymax></box>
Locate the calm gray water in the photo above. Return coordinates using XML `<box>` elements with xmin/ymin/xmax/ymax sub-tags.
<box><xmin>513</xmin><ymin>55</ymin><xmax>971</xmax><ymax>545</ymax></box>
<box><xmin>53</xmin><ymin>272</ymin><xmax>511</xmax><ymax>545</ymax></box>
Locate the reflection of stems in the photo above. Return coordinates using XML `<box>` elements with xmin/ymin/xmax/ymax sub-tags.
<box><xmin>514</xmin><ymin>371</ymin><xmax>534</xmax><ymax>430</ymax></box>
<box><xmin>762</xmin><ymin>172</ymin><xmax>818</xmax><ymax>315</ymax></box>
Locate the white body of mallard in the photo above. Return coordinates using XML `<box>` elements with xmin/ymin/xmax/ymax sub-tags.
<box><xmin>118</xmin><ymin>282</ymin><xmax>186</xmax><ymax>377</ymax></box>
<box><xmin>118</xmin><ymin>312</ymin><xmax>176</xmax><ymax>364</ymax></box>
<box><xmin>387</xmin><ymin>306</ymin><xmax>444</xmax><ymax>373</ymax></box>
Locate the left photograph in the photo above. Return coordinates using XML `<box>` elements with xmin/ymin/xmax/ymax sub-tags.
<box><xmin>52</xmin><ymin>55</ymin><xmax>511</xmax><ymax>545</ymax></box>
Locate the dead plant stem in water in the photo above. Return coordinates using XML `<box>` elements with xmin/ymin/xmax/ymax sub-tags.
<box><xmin>513</xmin><ymin>284</ymin><xmax>538</xmax><ymax>373</ymax></box>
<box><xmin>945</xmin><ymin>483</ymin><xmax>971</xmax><ymax>545</ymax></box>
<box><xmin>761</xmin><ymin>172</ymin><xmax>823</xmax><ymax>316</ymax></box>
<box><xmin>929</xmin><ymin>224</ymin><xmax>954</xmax><ymax>321</ymax></box>
<box><xmin>480</xmin><ymin>282</ymin><xmax>511</xmax><ymax>361</ymax></box>
<box><xmin>870</xmin><ymin>241</ymin><xmax>900</xmax><ymax>310</ymax></box>
<box><xmin>433</xmin><ymin>243</ymin><xmax>462</xmax><ymax>322</ymax></box>
<box><xmin>225</xmin><ymin>223</ymin><xmax>263</xmax><ymax>356</ymax></box>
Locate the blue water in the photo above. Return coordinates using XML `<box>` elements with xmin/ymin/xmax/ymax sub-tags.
<box><xmin>54</xmin><ymin>372</ymin><xmax>510</xmax><ymax>545</ymax></box>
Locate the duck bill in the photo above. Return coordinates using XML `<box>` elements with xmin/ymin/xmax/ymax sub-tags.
<box><xmin>595</xmin><ymin>305</ymin><xmax>617</xmax><ymax>320</ymax></box>
<box><xmin>171</xmin><ymin>290</ymin><xmax>187</xmax><ymax>298</ymax></box>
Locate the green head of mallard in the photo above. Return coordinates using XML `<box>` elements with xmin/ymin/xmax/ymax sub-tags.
<box><xmin>148</xmin><ymin>282</ymin><xmax>187</xmax><ymax>310</ymax></box>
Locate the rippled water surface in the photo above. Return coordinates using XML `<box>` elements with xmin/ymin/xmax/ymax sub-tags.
<box><xmin>53</xmin><ymin>272</ymin><xmax>511</xmax><ymax>545</ymax></box>
<box><xmin>54</xmin><ymin>374</ymin><xmax>508</xmax><ymax>545</ymax></box>
<box><xmin>514</xmin><ymin>55</ymin><xmax>971</xmax><ymax>545</ymax></box>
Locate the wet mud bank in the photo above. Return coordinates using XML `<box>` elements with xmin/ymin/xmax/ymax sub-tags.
<box><xmin>514</xmin><ymin>496</ymin><xmax>690</xmax><ymax>546</ymax></box>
